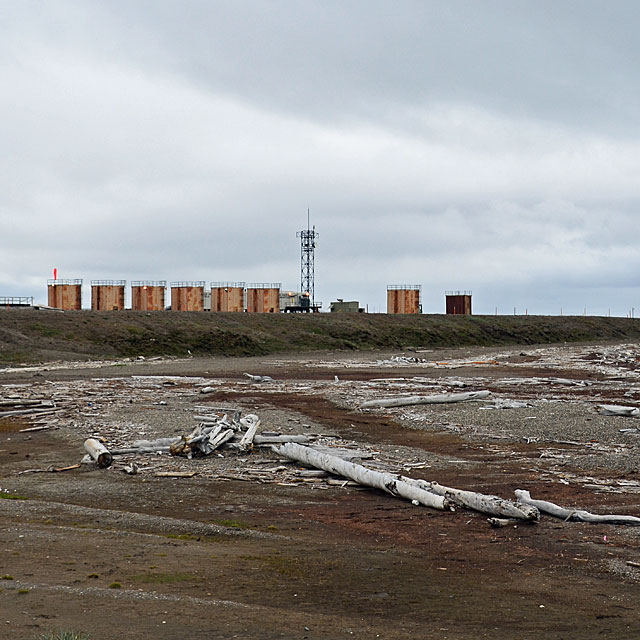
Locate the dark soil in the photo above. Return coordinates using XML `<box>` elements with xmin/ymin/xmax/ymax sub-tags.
<box><xmin>1</xmin><ymin>351</ymin><xmax>640</xmax><ymax>639</ymax></box>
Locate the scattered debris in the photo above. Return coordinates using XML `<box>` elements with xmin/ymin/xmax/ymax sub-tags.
<box><xmin>154</xmin><ymin>471</ymin><xmax>197</xmax><ymax>478</ymax></box>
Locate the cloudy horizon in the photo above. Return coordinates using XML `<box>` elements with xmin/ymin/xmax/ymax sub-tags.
<box><xmin>2</xmin><ymin>1</ymin><xmax>639</xmax><ymax>316</ymax></box>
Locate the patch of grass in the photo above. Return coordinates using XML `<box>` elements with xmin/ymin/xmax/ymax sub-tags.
<box><xmin>28</xmin><ymin>323</ymin><xmax>61</xmax><ymax>338</ymax></box>
<box><xmin>37</xmin><ymin>631</ymin><xmax>90</xmax><ymax>640</ymax></box>
<box><xmin>108</xmin><ymin>582</ymin><xmax>121</xmax><ymax>589</ymax></box>
<box><xmin>87</xmin><ymin>573</ymin><xmax>99</xmax><ymax>579</ymax></box>
<box><xmin>213</xmin><ymin>519</ymin><xmax>251</xmax><ymax>530</ymax></box>
<box><xmin>2</xmin><ymin>575</ymin><xmax>14</xmax><ymax>580</ymax></box>
<box><xmin>17</xmin><ymin>588</ymin><xmax>29</xmax><ymax>594</ymax></box>
<box><xmin>164</xmin><ymin>532</ymin><xmax>200</xmax><ymax>541</ymax></box>
<box><xmin>131</xmin><ymin>572</ymin><xmax>201</xmax><ymax>584</ymax></box>
<box><xmin>0</xmin><ymin>491</ymin><xmax>28</xmax><ymax>500</ymax></box>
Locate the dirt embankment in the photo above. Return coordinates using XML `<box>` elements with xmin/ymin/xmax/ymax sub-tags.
<box><xmin>2</xmin><ymin>308</ymin><xmax>640</xmax><ymax>363</ymax></box>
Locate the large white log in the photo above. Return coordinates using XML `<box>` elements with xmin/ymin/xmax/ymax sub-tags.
<box><xmin>515</xmin><ymin>489</ymin><xmax>640</xmax><ymax>525</ymax></box>
<box><xmin>274</xmin><ymin>443</ymin><xmax>450</xmax><ymax>511</ymax></box>
<box><xmin>597</xmin><ymin>404</ymin><xmax>640</xmax><ymax>417</ymax></box>
<box><xmin>360</xmin><ymin>390</ymin><xmax>491</xmax><ymax>409</ymax></box>
<box><xmin>244</xmin><ymin>373</ymin><xmax>274</xmax><ymax>383</ymax></box>
<box><xmin>83</xmin><ymin>438</ymin><xmax>113</xmax><ymax>468</ymax></box>
<box><xmin>402</xmin><ymin>478</ymin><xmax>539</xmax><ymax>521</ymax></box>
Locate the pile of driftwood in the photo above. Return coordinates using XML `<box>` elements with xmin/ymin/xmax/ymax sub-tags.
<box><xmin>0</xmin><ymin>398</ymin><xmax>59</xmax><ymax>420</ymax></box>
<box><xmin>77</xmin><ymin>401</ymin><xmax>640</xmax><ymax>529</ymax></box>
<box><xmin>82</xmin><ymin>409</ymin><xmax>312</xmax><ymax>467</ymax></box>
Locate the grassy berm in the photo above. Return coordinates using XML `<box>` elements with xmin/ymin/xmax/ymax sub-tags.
<box><xmin>1</xmin><ymin>309</ymin><xmax>640</xmax><ymax>364</ymax></box>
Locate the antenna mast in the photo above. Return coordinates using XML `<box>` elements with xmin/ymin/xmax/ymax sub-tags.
<box><xmin>296</xmin><ymin>209</ymin><xmax>318</xmax><ymax>307</ymax></box>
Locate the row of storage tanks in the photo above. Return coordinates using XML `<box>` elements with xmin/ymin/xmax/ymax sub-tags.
<box><xmin>47</xmin><ymin>280</ymin><xmax>281</xmax><ymax>312</ymax></box>
<box><xmin>46</xmin><ymin>281</ymin><xmax>472</xmax><ymax>315</ymax></box>
<box><xmin>385</xmin><ymin>286</ymin><xmax>472</xmax><ymax>315</ymax></box>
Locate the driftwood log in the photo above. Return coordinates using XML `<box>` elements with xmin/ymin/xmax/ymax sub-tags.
<box><xmin>515</xmin><ymin>490</ymin><xmax>640</xmax><ymax>525</ymax></box>
<box><xmin>360</xmin><ymin>390</ymin><xmax>491</xmax><ymax>409</ymax></box>
<box><xmin>402</xmin><ymin>478</ymin><xmax>539</xmax><ymax>521</ymax></box>
<box><xmin>84</xmin><ymin>439</ymin><xmax>113</xmax><ymax>468</ymax></box>
<box><xmin>274</xmin><ymin>443</ymin><xmax>451</xmax><ymax>511</ymax></box>
<box><xmin>597</xmin><ymin>404</ymin><xmax>640</xmax><ymax>417</ymax></box>
<box><xmin>238</xmin><ymin>418</ymin><xmax>261</xmax><ymax>451</ymax></box>
<box><xmin>254</xmin><ymin>434</ymin><xmax>310</xmax><ymax>444</ymax></box>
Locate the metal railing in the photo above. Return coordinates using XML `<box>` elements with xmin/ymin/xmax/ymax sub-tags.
<box><xmin>0</xmin><ymin>296</ymin><xmax>34</xmax><ymax>306</ymax></box>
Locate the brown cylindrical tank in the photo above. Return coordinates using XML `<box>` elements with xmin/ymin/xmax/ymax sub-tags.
<box><xmin>246</xmin><ymin>284</ymin><xmax>280</xmax><ymax>313</ymax></box>
<box><xmin>131</xmin><ymin>281</ymin><xmax>166</xmax><ymax>311</ymax></box>
<box><xmin>170</xmin><ymin>282</ymin><xmax>205</xmax><ymax>311</ymax></box>
<box><xmin>91</xmin><ymin>281</ymin><xmax>126</xmax><ymax>311</ymax></box>
<box><xmin>47</xmin><ymin>279</ymin><xmax>82</xmax><ymax>310</ymax></box>
<box><xmin>446</xmin><ymin>293</ymin><xmax>472</xmax><ymax>315</ymax></box>
<box><xmin>211</xmin><ymin>283</ymin><xmax>245</xmax><ymax>312</ymax></box>
<box><xmin>386</xmin><ymin>285</ymin><xmax>421</xmax><ymax>314</ymax></box>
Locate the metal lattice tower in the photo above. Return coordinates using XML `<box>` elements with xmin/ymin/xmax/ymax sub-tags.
<box><xmin>296</xmin><ymin>209</ymin><xmax>318</xmax><ymax>306</ymax></box>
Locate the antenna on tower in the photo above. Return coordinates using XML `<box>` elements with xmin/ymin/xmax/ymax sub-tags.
<box><xmin>296</xmin><ymin>209</ymin><xmax>318</xmax><ymax>309</ymax></box>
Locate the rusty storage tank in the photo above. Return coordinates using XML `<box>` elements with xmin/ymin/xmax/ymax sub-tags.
<box><xmin>91</xmin><ymin>280</ymin><xmax>125</xmax><ymax>311</ymax></box>
<box><xmin>211</xmin><ymin>282</ymin><xmax>245</xmax><ymax>312</ymax></box>
<box><xmin>170</xmin><ymin>281</ymin><xmax>205</xmax><ymax>311</ymax></box>
<box><xmin>47</xmin><ymin>279</ymin><xmax>82</xmax><ymax>310</ymax></box>
<box><xmin>386</xmin><ymin>285</ymin><xmax>421</xmax><ymax>314</ymax></box>
<box><xmin>246</xmin><ymin>283</ymin><xmax>281</xmax><ymax>313</ymax></box>
<box><xmin>131</xmin><ymin>281</ymin><xmax>166</xmax><ymax>311</ymax></box>
<box><xmin>446</xmin><ymin>291</ymin><xmax>472</xmax><ymax>315</ymax></box>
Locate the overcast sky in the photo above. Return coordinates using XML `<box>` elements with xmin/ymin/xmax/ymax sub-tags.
<box><xmin>2</xmin><ymin>1</ymin><xmax>640</xmax><ymax>315</ymax></box>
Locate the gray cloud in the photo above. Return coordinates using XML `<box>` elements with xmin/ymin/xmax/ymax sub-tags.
<box><xmin>1</xmin><ymin>1</ymin><xmax>639</xmax><ymax>315</ymax></box>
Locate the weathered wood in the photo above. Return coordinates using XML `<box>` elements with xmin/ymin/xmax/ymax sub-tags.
<box><xmin>253</xmin><ymin>434</ymin><xmax>311</xmax><ymax>444</ymax></box>
<box><xmin>402</xmin><ymin>478</ymin><xmax>539</xmax><ymax>521</ymax></box>
<box><xmin>274</xmin><ymin>443</ymin><xmax>450</xmax><ymax>511</ymax></box>
<box><xmin>207</xmin><ymin>428</ymin><xmax>235</xmax><ymax>451</ymax></box>
<box><xmin>244</xmin><ymin>373</ymin><xmax>274</xmax><ymax>382</ymax></box>
<box><xmin>83</xmin><ymin>438</ymin><xmax>113</xmax><ymax>468</ymax></box>
<box><xmin>19</xmin><ymin>425</ymin><xmax>54</xmax><ymax>433</ymax></box>
<box><xmin>488</xmin><ymin>517</ymin><xmax>521</xmax><ymax>528</ymax></box>
<box><xmin>155</xmin><ymin>471</ymin><xmax>197</xmax><ymax>478</ymax></box>
<box><xmin>360</xmin><ymin>390</ymin><xmax>491</xmax><ymax>409</ymax></box>
<box><xmin>50</xmin><ymin>464</ymin><xmax>82</xmax><ymax>473</ymax></box>
<box><xmin>238</xmin><ymin>418</ymin><xmax>261</xmax><ymax>451</ymax></box>
<box><xmin>0</xmin><ymin>399</ymin><xmax>53</xmax><ymax>408</ymax></box>
<box><xmin>133</xmin><ymin>437</ymin><xmax>181</xmax><ymax>449</ymax></box>
<box><xmin>111</xmin><ymin>446</ymin><xmax>171</xmax><ymax>455</ymax></box>
<box><xmin>0</xmin><ymin>407</ymin><xmax>59</xmax><ymax>418</ymax></box>
<box><xmin>597</xmin><ymin>404</ymin><xmax>640</xmax><ymax>417</ymax></box>
<box><xmin>515</xmin><ymin>489</ymin><xmax>640</xmax><ymax>525</ymax></box>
